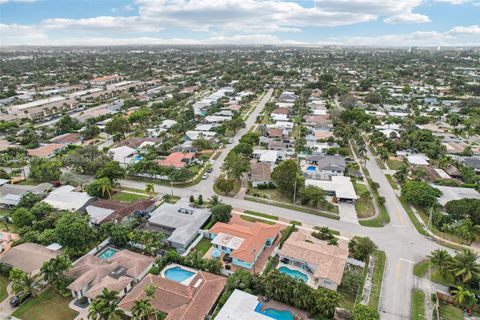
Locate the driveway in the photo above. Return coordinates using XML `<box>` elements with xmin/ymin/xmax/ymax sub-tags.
<box><xmin>338</xmin><ymin>202</ymin><xmax>359</xmax><ymax>224</ymax></box>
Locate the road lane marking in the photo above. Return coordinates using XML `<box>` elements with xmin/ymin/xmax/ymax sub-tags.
<box><xmin>391</xmin><ymin>224</ymin><xmax>405</xmax><ymax>227</ymax></box>
<box><xmin>400</xmin><ymin>258</ymin><xmax>415</xmax><ymax>264</ymax></box>
<box><xmin>396</xmin><ymin>260</ymin><xmax>401</xmax><ymax>278</ymax></box>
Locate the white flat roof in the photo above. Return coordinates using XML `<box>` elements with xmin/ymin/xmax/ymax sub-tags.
<box><xmin>211</xmin><ymin>233</ymin><xmax>244</xmax><ymax>250</ymax></box>
<box><xmin>432</xmin><ymin>184</ymin><xmax>480</xmax><ymax>206</ymax></box>
<box><xmin>306</xmin><ymin>176</ymin><xmax>358</xmax><ymax>200</ymax></box>
<box><xmin>215</xmin><ymin>289</ymin><xmax>271</xmax><ymax>320</ymax></box>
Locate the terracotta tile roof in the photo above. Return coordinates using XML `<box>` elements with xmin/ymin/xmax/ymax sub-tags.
<box><xmin>209</xmin><ymin>221</ymin><xmax>280</xmax><ymax>263</ymax></box>
<box><xmin>272</xmin><ymin>107</ymin><xmax>289</xmax><ymax>115</ymax></box>
<box><xmin>119</xmin><ymin>271</ymin><xmax>226</xmax><ymax>320</ymax></box>
<box><xmin>90</xmin><ymin>199</ymin><xmax>155</xmax><ymax>224</ymax></box>
<box><xmin>267</xmin><ymin>128</ymin><xmax>283</xmax><ymax>138</ymax></box>
<box><xmin>67</xmin><ymin>249</ymin><xmax>154</xmax><ymax>299</ymax></box>
<box><xmin>27</xmin><ymin>143</ymin><xmax>65</xmax><ymax>157</ymax></box>
<box><xmin>304</xmin><ymin>115</ymin><xmax>330</xmax><ymax>124</ymax></box>
<box><xmin>278</xmin><ymin>231</ymin><xmax>348</xmax><ymax>285</ymax></box>
<box><xmin>50</xmin><ymin>132</ymin><xmax>81</xmax><ymax>144</ymax></box>
<box><xmin>158</xmin><ymin>152</ymin><xmax>195</xmax><ymax>168</ymax></box>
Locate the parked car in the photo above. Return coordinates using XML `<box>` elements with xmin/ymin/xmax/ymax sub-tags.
<box><xmin>202</xmin><ymin>173</ymin><xmax>209</xmax><ymax>180</ymax></box>
<box><xmin>10</xmin><ymin>291</ymin><xmax>32</xmax><ymax>307</ymax></box>
<box><xmin>207</xmin><ymin>167</ymin><xmax>213</xmax><ymax>173</ymax></box>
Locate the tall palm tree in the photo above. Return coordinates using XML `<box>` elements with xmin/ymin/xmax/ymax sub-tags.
<box><xmin>207</xmin><ymin>195</ymin><xmax>221</xmax><ymax>208</ymax></box>
<box><xmin>451</xmin><ymin>285</ymin><xmax>476</xmax><ymax>314</ymax></box>
<box><xmin>131</xmin><ymin>299</ymin><xmax>155</xmax><ymax>320</ymax></box>
<box><xmin>96</xmin><ymin>178</ymin><xmax>114</xmax><ymax>199</ymax></box>
<box><xmin>451</xmin><ymin>249</ymin><xmax>480</xmax><ymax>284</ymax></box>
<box><xmin>88</xmin><ymin>289</ymin><xmax>124</xmax><ymax>320</ymax></box>
<box><xmin>428</xmin><ymin>249</ymin><xmax>452</xmax><ymax>277</ymax></box>
<box><xmin>145</xmin><ymin>183</ymin><xmax>155</xmax><ymax>195</ymax></box>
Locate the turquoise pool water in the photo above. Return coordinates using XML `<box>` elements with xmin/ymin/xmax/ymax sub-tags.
<box><xmin>255</xmin><ymin>303</ymin><xmax>294</xmax><ymax>320</ymax></box>
<box><xmin>307</xmin><ymin>165</ymin><xmax>317</xmax><ymax>171</ymax></box>
<box><xmin>164</xmin><ymin>266</ymin><xmax>195</xmax><ymax>283</ymax></box>
<box><xmin>278</xmin><ymin>266</ymin><xmax>308</xmax><ymax>282</ymax></box>
<box><xmin>97</xmin><ymin>247</ymin><xmax>118</xmax><ymax>259</ymax></box>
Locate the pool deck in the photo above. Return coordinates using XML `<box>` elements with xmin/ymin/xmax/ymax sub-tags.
<box><xmin>0</xmin><ymin>232</ymin><xmax>19</xmax><ymax>257</ymax></box>
<box><xmin>259</xmin><ymin>299</ymin><xmax>311</xmax><ymax>320</ymax></box>
<box><xmin>160</xmin><ymin>263</ymin><xmax>198</xmax><ymax>285</ymax></box>
<box><xmin>276</xmin><ymin>262</ymin><xmax>318</xmax><ymax>289</ymax></box>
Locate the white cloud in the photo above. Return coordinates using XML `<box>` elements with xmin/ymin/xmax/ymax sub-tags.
<box><xmin>124</xmin><ymin>4</ymin><xmax>134</xmax><ymax>11</ymax></box>
<box><xmin>384</xmin><ymin>13</ymin><xmax>431</xmax><ymax>24</ymax></box>
<box><xmin>0</xmin><ymin>23</ymin><xmax>47</xmax><ymax>45</ymax></box>
<box><xmin>450</xmin><ymin>25</ymin><xmax>480</xmax><ymax>34</ymax></box>
<box><xmin>42</xmin><ymin>16</ymin><xmax>163</xmax><ymax>33</ymax></box>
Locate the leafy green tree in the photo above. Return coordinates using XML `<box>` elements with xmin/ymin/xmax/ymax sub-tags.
<box><xmin>445</xmin><ymin>199</ymin><xmax>480</xmax><ymax>224</ymax></box>
<box><xmin>215</xmin><ymin>177</ymin><xmax>235</xmax><ymax>195</ymax></box>
<box><xmin>298</xmin><ymin>185</ymin><xmax>327</xmax><ymax>207</ymax></box>
<box><xmin>95</xmin><ymin>161</ymin><xmax>126</xmax><ymax>181</ymax></box>
<box><xmin>223</xmin><ymin>152</ymin><xmax>249</xmax><ymax>179</ymax></box>
<box><xmin>55</xmin><ymin>115</ymin><xmax>80</xmax><ymax>135</ymax></box>
<box><xmin>232</xmin><ymin>143</ymin><xmax>253</xmax><ymax>156</ymax></box>
<box><xmin>81</xmin><ymin>124</ymin><xmax>100</xmax><ymax>140</ymax></box>
<box><xmin>271</xmin><ymin>160</ymin><xmax>304</xmax><ymax>199</ymax></box>
<box><xmin>88</xmin><ymin>288</ymin><xmax>124</xmax><ymax>320</ymax></box>
<box><xmin>451</xmin><ymin>249</ymin><xmax>480</xmax><ymax>284</ymax></box>
<box><xmin>105</xmin><ymin>116</ymin><xmax>130</xmax><ymax>139</ymax></box>
<box><xmin>64</xmin><ymin>146</ymin><xmax>110</xmax><ymax>175</ymax></box>
<box><xmin>55</xmin><ymin>213</ymin><xmax>93</xmax><ymax>253</ymax></box>
<box><xmin>30</xmin><ymin>202</ymin><xmax>55</xmax><ymax>220</ymax></box>
<box><xmin>9</xmin><ymin>268</ymin><xmax>37</xmax><ymax>296</ymax></box>
<box><xmin>29</xmin><ymin>158</ymin><xmax>62</xmax><ymax>182</ymax></box>
<box><xmin>191</xmin><ymin>138</ymin><xmax>213</xmax><ymax>151</ymax></box>
<box><xmin>85</xmin><ymin>178</ymin><xmax>115</xmax><ymax>198</ymax></box>
<box><xmin>211</xmin><ymin>203</ymin><xmax>232</xmax><ymax>223</ymax></box>
<box><xmin>348</xmin><ymin>237</ymin><xmax>377</xmax><ymax>261</ymax></box>
<box><xmin>239</xmin><ymin>132</ymin><xmax>259</xmax><ymax>145</ymax></box>
<box><xmin>353</xmin><ymin>304</ymin><xmax>380</xmax><ymax>320</ymax></box>
<box><xmin>17</xmin><ymin>192</ymin><xmax>43</xmax><ymax>209</ymax></box>
<box><xmin>428</xmin><ymin>249</ymin><xmax>453</xmax><ymax>278</ymax></box>
<box><xmin>401</xmin><ymin>181</ymin><xmax>442</xmax><ymax>208</ymax></box>
<box><xmin>12</xmin><ymin>208</ymin><xmax>36</xmax><ymax>228</ymax></box>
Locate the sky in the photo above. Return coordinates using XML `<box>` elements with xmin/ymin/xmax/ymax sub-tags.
<box><xmin>0</xmin><ymin>0</ymin><xmax>479</xmax><ymax>46</ymax></box>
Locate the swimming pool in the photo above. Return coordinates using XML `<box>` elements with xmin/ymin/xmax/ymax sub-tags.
<box><xmin>306</xmin><ymin>165</ymin><xmax>317</xmax><ymax>171</ymax></box>
<box><xmin>164</xmin><ymin>266</ymin><xmax>195</xmax><ymax>283</ymax></box>
<box><xmin>278</xmin><ymin>266</ymin><xmax>308</xmax><ymax>282</ymax></box>
<box><xmin>133</xmin><ymin>155</ymin><xmax>143</xmax><ymax>161</ymax></box>
<box><xmin>255</xmin><ymin>303</ymin><xmax>294</xmax><ymax>320</ymax></box>
<box><xmin>97</xmin><ymin>247</ymin><xmax>118</xmax><ymax>259</ymax></box>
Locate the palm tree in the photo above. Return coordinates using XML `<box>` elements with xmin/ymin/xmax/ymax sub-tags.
<box><xmin>131</xmin><ymin>299</ymin><xmax>155</xmax><ymax>320</ymax></box>
<box><xmin>327</xmin><ymin>238</ymin><xmax>339</xmax><ymax>246</ymax></box>
<box><xmin>428</xmin><ymin>249</ymin><xmax>452</xmax><ymax>277</ymax></box>
<box><xmin>145</xmin><ymin>183</ymin><xmax>155</xmax><ymax>195</ymax></box>
<box><xmin>451</xmin><ymin>285</ymin><xmax>476</xmax><ymax>314</ymax></box>
<box><xmin>455</xmin><ymin>219</ymin><xmax>480</xmax><ymax>242</ymax></box>
<box><xmin>207</xmin><ymin>194</ymin><xmax>222</xmax><ymax>208</ymax></box>
<box><xmin>451</xmin><ymin>249</ymin><xmax>480</xmax><ymax>284</ymax></box>
<box><xmin>96</xmin><ymin>178</ymin><xmax>114</xmax><ymax>199</ymax></box>
<box><xmin>88</xmin><ymin>289</ymin><xmax>124</xmax><ymax>320</ymax></box>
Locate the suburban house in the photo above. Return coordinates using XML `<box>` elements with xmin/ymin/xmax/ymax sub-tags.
<box><xmin>432</xmin><ymin>184</ymin><xmax>480</xmax><ymax>206</ymax></box>
<box><xmin>305</xmin><ymin>176</ymin><xmax>358</xmax><ymax>203</ymax></box>
<box><xmin>147</xmin><ymin>203</ymin><xmax>210</xmax><ymax>253</ymax></box>
<box><xmin>462</xmin><ymin>157</ymin><xmax>480</xmax><ymax>173</ymax></box>
<box><xmin>207</xmin><ymin>220</ymin><xmax>280</xmax><ymax>270</ymax></box>
<box><xmin>249</xmin><ymin>162</ymin><xmax>272</xmax><ymax>187</ymax></box>
<box><xmin>0</xmin><ymin>182</ymin><xmax>52</xmax><ymax>207</ymax></box>
<box><xmin>27</xmin><ymin>143</ymin><xmax>66</xmax><ymax>158</ymax></box>
<box><xmin>42</xmin><ymin>185</ymin><xmax>93</xmax><ymax>212</ymax></box>
<box><xmin>50</xmin><ymin>132</ymin><xmax>82</xmax><ymax>145</ymax></box>
<box><xmin>303</xmin><ymin>155</ymin><xmax>346</xmax><ymax>179</ymax></box>
<box><xmin>86</xmin><ymin>199</ymin><xmax>156</xmax><ymax>225</ymax></box>
<box><xmin>0</xmin><ymin>242</ymin><xmax>62</xmax><ymax>275</ymax></box>
<box><xmin>108</xmin><ymin>146</ymin><xmax>138</xmax><ymax>167</ymax></box>
<box><xmin>119</xmin><ymin>271</ymin><xmax>227</xmax><ymax>320</ymax></box>
<box><xmin>67</xmin><ymin>249</ymin><xmax>154</xmax><ymax>303</ymax></box>
<box><xmin>157</xmin><ymin>152</ymin><xmax>195</xmax><ymax>168</ymax></box>
<box><xmin>277</xmin><ymin>230</ymin><xmax>349</xmax><ymax>291</ymax></box>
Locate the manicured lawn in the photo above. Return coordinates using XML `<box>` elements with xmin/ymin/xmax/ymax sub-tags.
<box><xmin>437</xmin><ymin>301</ymin><xmax>463</xmax><ymax>320</ymax></box>
<box><xmin>359</xmin><ymin>203</ymin><xmax>390</xmax><ymax>227</ymax></box>
<box><xmin>0</xmin><ymin>276</ymin><xmax>9</xmax><ymax>303</ymax></box>
<box><xmin>413</xmin><ymin>259</ymin><xmax>431</xmax><ymax>277</ymax></box>
<box><xmin>290</xmin><ymin>220</ymin><xmax>302</xmax><ymax>226</ymax></box>
<box><xmin>430</xmin><ymin>270</ymin><xmax>455</xmax><ymax>287</ymax></box>
<box><xmin>385</xmin><ymin>174</ymin><xmax>399</xmax><ymax>190</ymax></box>
<box><xmin>411</xmin><ymin>289</ymin><xmax>425</xmax><ymax>320</ymax></box>
<box><xmin>353</xmin><ymin>183</ymin><xmax>375</xmax><ymax>218</ymax></box>
<box><xmin>0</xmin><ymin>208</ymin><xmax>12</xmax><ymax>216</ymax></box>
<box><xmin>243</xmin><ymin>210</ymin><xmax>278</xmax><ymax>221</ymax></box>
<box><xmin>121</xmin><ymin>187</ymin><xmax>152</xmax><ymax>195</ymax></box>
<box><xmin>193</xmin><ymin>238</ymin><xmax>212</xmax><ymax>257</ymax></box>
<box><xmin>12</xmin><ymin>287</ymin><xmax>79</xmax><ymax>320</ymax></box>
<box><xmin>400</xmin><ymin>199</ymin><xmax>428</xmax><ymax>236</ymax></box>
<box><xmin>213</xmin><ymin>177</ymin><xmax>241</xmax><ymax>196</ymax></box>
<box><xmin>241</xmin><ymin>215</ymin><xmax>276</xmax><ymax>225</ymax></box>
<box><xmin>338</xmin><ymin>267</ymin><xmax>366</xmax><ymax>311</ymax></box>
<box><xmin>111</xmin><ymin>191</ymin><xmax>149</xmax><ymax>203</ymax></box>
<box><xmin>386</xmin><ymin>159</ymin><xmax>405</xmax><ymax>170</ymax></box>
<box><xmin>369</xmin><ymin>250</ymin><xmax>386</xmax><ymax>309</ymax></box>
<box><xmin>163</xmin><ymin>195</ymin><xmax>181</xmax><ymax>204</ymax></box>
<box><xmin>244</xmin><ymin>196</ymin><xmax>340</xmax><ymax>220</ymax></box>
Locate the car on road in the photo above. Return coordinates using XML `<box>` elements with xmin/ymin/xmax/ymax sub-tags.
<box><xmin>228</xmin><ymin>138</ymin><xmax>234</xmax><ymax>144</ymax></box>
<box><xmin>10</xmin><ymin>291</ymin><xmax>32</xmax><ymax>307</ymax></box>
<box><xmin>202</xmin><ymin>173</ymin><xmax>209</xmax><ymax>180</ymax></box>
<box><xmin>207</xmin><ymin>167</ymin><xmax>213</xmax><ymax>173</ymax></box>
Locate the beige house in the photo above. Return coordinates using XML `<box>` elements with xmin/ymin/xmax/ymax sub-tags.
<box><xmin>67</xmin><ymin>249</ymin><xmax>154</xmax><ymax>302</ymax></box>
<box><xmin>277</xmin><ymin>230</ymin><xmax>349</xmax><ymax>291</ymax></box>
<box><xmin>0</xmin><ymin>243</ymin><xmax>61</xmax><ymax>275</ymax></box>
